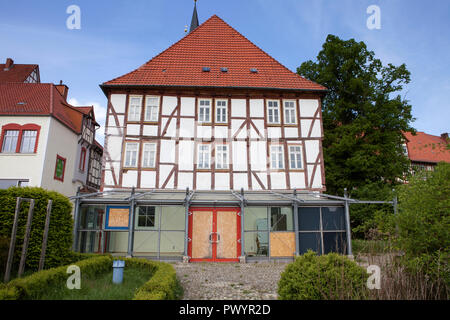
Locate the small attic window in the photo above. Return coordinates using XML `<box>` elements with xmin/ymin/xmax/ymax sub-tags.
<box><xmin>17</xmin><ymin>102</ymin><xmax>27</xmax><ymax>106</ymax></box>
<box><xmin>250</xmin><ymin>68</ymin><xmax>258</xmax><ymax>73</ymax></box>
<box><xmin>221</xmin><ymin>67</ymin><xmax>228</xmax><ymax>73</ymax></box>
<box><xmin>202</xmin><ymin>67</ymin><xmax>211</xmax><ymax>72</ymax></box>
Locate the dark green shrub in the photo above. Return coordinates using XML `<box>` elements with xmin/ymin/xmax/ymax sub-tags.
<box><xmin>0</xmin><ymin>236</ymin><xmax>10</xmax><ymax>275</ymax></box>
<box><xmin>0</xmin><ymin>187</ymin><xmax>73</xmax><ymax>271</ymax></box>
<box><xmin>278</xmin><ymin>251</ymin><xmax>369</xmax><ymax>300</ymax></box>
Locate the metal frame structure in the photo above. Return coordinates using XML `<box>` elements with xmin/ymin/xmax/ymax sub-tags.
<box><xmin>71</xmin><ymin>188</ymin><xmax>397</xmax><ymax>261</ymax></box>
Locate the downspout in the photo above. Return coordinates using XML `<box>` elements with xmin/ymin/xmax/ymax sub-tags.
<box><xmin>72</xmin><ymin>186</ymin><xmax>81</xmax><ymax>251</ymax></box>
<box><xmin>126</xmin><ymin>187</ymin><xmax>136</xmax><ymax>258</ymax></box>
<box><xmin>344</xmin><ymin>188</ymin><xmax>353</xmax><ymax>257</ymax></box>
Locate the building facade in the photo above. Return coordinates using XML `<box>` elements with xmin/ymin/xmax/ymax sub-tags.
<box><xmin>74</xmin><ymin>14</ymin><xmax>353</xmax><ymax>262</ymax></box>
<box><xmin>0</xmin><ymin>58</ymin><xmax>103</xmax><ymax>196</ymax></box>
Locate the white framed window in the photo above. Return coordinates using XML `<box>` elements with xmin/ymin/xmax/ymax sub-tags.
<box><xmin>289</xmin><ymin>145</ymin><xmax>303</xmax><ymax>169</ymax></box>
<box><xmin>124</xmin><ymin>142</ymin><xmax>139</xmax><ymax>167</ymax></box>
<box><xmin>142</xmin><ymin>143</ymin><xmax>156</xmax><ymax>168</ymax></box>
<box><xmin>1</xmin><ymin>130</ymin><xmax>19</xmax><ymax>153</ymax></box>
<box><xmin>215</xmin><ymin>100</ymin><xmax>228</xmax><ymax>123</ymax></box>
<box><xmin>267</xmin><ymin>100</ymin><xmax>280</xmax><ymax>124</ymax></box>
<box><xmin>215</xmin><ymin>144</ymin><xmax>229</xmax><ymax>169</ymax></box>
<box><xmin>270</xmin><ymin>145</ymin><xmax>284</xmax><ymax>169</ymax></box>
<box><xmin>128</xmin><ymin>96</ymin><xmax>142</xmax><ymax>122</ymax></box>
<box><xmin>197</xmin><ymin>144</ymin><xmax>211</xmax><ymax>169</ymax></box>
<box><xmin>198</xmin><ymin>99</ymin><xmax>212</xmax><ymax>123</ymax></box>
<box><xmin>20</xmin><ymin>130</ymin><xmax>37</xmax><ymax>153</ymax></box>
<box><xmin>284</xmin><ymin>100</ymin><xmax>297</xmax><ymax>125</ymax></box>
<box><xmin>145</xmin><ymin>96</ymin><xmax>159</xmax><ymax>122</ymax></box>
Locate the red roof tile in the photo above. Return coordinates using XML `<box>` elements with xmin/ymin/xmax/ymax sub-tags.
<box><xmin>0</xmin><ymin>83</ymin><xmax>84</xmax><ymax>134</ymax></box>
<box><xmin>103</xmin><ymin>15</ymin><xmax>326</xmax><ymax>92</ymax></box>
<box><xmin>0</xmin><ymin>64</ymin><xmax>38</xmax><ymax>83</ymax></box>
<box><xmin>403</xmin><ymin>131</ymin><xmax>450</xmax><ymax>163</ymax></box>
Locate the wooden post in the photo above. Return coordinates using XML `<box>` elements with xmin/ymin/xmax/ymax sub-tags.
<box><xmin>38</xmin><ymin>200</ymin><xmax>53</xmax><ymax>271</ymax></box>
<box><xmin>18</xmin><ymin>199</ymin><xmax>35</xmax><ymax>277</ymax></box>
<box><xmin>4</xmin><ymin>197</ymin><xmax>22</xmax><ymax>283</ymax></box>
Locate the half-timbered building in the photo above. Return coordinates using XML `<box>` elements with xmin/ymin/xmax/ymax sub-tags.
<box><xmin>74</xmin><ymin>12</ymin><xmax>354</xmax><ymax>262</ymax></box>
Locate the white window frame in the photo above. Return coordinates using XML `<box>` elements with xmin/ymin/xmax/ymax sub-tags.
<box><xmin>198</xmin><ymin>99</ymin><xmax>212</xmax><ymax>123</ymax></box>
<box><xmin>128</xmin><ymin>96</ymin><xmax>142</xmax><ymax>122</ymax></box>
<box><xmin>270</xmin><ymin>145</ymin><xmax>284</xmax><ymax>169</ymax></box>
<box><xmin>215</xmin><ymin>144</ymin><xmax>229</xmax><ymax>169</ymax></box>
<box><xmin>124</xmin><ymin>142</ymin><xmax>139</xmax><ymax>168</ymax></box>
<box><xmin>267</xmin><ymin>100</ymin><xmax>280</xmax><ymax>124</ymax></box>
<box><xmin>288</xmin><ymin>145</ymin><xmax>303</xmax><ymax>169</ymax></box>
<box><xmin>144</xmin><ymin>96</ymin><xmax>160</xmax><ymax>122</ymax></box>
<box><xmin>142</xmin><ymin>143</ymin><xmax>157</xmax><ymax>168</ymax></box>
<box><xmin>197</xmin><ymin>144</ymin><xmax>211</xmax><ymax>169</ymax></box>
<box><xmin>284</xmin><ymin>100</ymin><xmax>297</xmax><ymax>125</ymax></box>
<box><xmin>215</xmin><ymin>99</ymin><xmax>228</xmax><ymax>124</ymax></box>
<box><xmin>1</xmin><ymin>130</ymin><xmax>19</xmax><ymax>153</ymax></box>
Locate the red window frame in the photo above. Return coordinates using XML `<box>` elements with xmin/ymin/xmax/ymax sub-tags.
<box><xmin>79</xmin><ymin>147</ymin><xmax>87</xmax><ymax>172</ymax></box>
<box><xmin>0</xmin><ymin>123</ymin><xmax>41</xmax><ymax>153</ymax></box>
<box><xmin>54</xmin><ymin>154</ymin><xmax>66</xmax><ymax>182</ymax></box>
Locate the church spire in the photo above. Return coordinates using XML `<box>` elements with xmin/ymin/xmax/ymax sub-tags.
<box><xmin>189</xmin><ymin>0</ymin><xmax>199</xmax><ymax>33</ymax></box>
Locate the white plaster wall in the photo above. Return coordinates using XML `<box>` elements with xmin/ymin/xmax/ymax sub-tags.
<box><xmin>232</xmin><ymin>141</ymin><xmax>247</xmax><ymax>171</ymax></box>
<box><xmin>215</xmin><ymin>172</ymin><xmax>229</xmax><ymax>190</ymax></box>
<box><xmin>231</xmin><ymin>99</ymin><xmax>247</xmax><ymax>118</ymax></box>
<box><xmin>250</xmin><ymin>141</ymin><xmax>266</xmax><ymax>171</ymax></box>
<box><xmin>305</xmin><ymin>140</ymin><xmax>320</xmax><ymax>163</ymax></box>
<box><xmin>180</xmin><ymin>97</ymin><xmax>195</xmax><ymax>117</ymax></box>
<box><xmin>249</xmin><ymin>99</ymin><xmax>264</xmax><ymax>118</ymax></box>
<box><xmin>110</xmin><ymin>94</ymin><xmax>127</xmax><ymax>114</ymax></box>
<box><xmin>299</xmin><ymin>99</ymin><xmax>319</xmax><ymax>117</ymax></box>
<box><xmin>140</xmin><ymin>171</ymin><xmax>156</xmax><ymax>188</ymax></box>
<box><xmin>300</xmin><ymin>119</ymin><xmax>312</xmax><ymax>138</ymax></box>
<box><xmin>162</xmin><ymin>96</ymin><xmax>177</xmax><ymax>115</ymax></box>
<box><xmin>270</xmin><ymin>172</ymin><xmax>286</xmax><ymax>190</ymax></box>
<box><xmin>178</xmin><ymin>172</ymin><xmax>193</xmax><ymax>190</ymax></box>
<box><xmin>143</xmin><ymin>125</ymin><xmax>158</xmax><ymax>137</ymax></box>
<box><xmin>122</xmin><ymin>170</ymin><xmax>138</xmax><ymax>188</ymax></box>
<box><xmin>160</xmin><ymin>140</ymin><xmax>175</xmax><ymax>163</ymax></box>
<box><xmin>178</xmin><ymin>141</ymin><xmax>194</xmax><ymax>171</ymax></box>
<box><xmin>41</xmin><ymin>117</ymin><xmax>81</xmax><ymax>197</ymax></box>
<box><xmin>233</xmin><ymin>173</ymin><xmax>248</xmax><ymax>190</ymax></box>
<box><xmin>179</xmin><ymin>119</ymin><xmax>194</xmax><ymax>138</ymax></box>
<box><xmin>0</xmin><ymin>116</ymin><xmax>50</xmax><ymax>188</ymax></box>
<box><xmin>290</xmin><ymin>172</ymin><xmax>306</xmax><ymax>189</ymax></box>
<box><xmin>126</xmin><ymin>124</ymin><xmax>140</xmax><ymax>136</ymax></box>
<box><xmin>196</xmin><ymin>172</ymin><xmax>211</xmax><ymax>190</ymax></box>
<box><xmin>161</xmin><ymin>118</ymin><xmax>176</xmax><ymax>137</ymax></box>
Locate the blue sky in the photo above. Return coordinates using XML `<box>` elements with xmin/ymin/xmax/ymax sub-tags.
<box><xmin>1</xmin><ymin>0</ymin><xmax>449</xmax><ymax>145</ymax></box>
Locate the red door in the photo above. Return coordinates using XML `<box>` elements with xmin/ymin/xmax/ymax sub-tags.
<box><xmin>188</xmin><ymin>207</ymin><xmax>241</xmax><ymax>262</ymax></box>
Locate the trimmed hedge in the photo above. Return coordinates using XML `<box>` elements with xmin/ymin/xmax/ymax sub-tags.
<box><xmin>0</xmin><ymin>187</ymin><xmax>74</xmax><ymax>271</ymax></box>
<box><xmin>0</xmin><ymin>255</ymin><xmax>182</xmax><ymax>300</ymax></box>
<box><xmin>278</xmin><ymin>251</ymin><xmax>369</xmax><ymax>300</ymax></box>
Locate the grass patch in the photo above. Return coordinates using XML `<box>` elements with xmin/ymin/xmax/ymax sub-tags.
<box><xmin>352</xmin><ymin>239</ymin><xmax>394</xmax><ymax>255</ymax></box>
<box><xmin>40</xmin><ymin>266</ymin><xmax>153</xmax><ymax>300</ymax></box>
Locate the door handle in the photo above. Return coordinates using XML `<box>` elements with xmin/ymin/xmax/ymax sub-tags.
<box><xmin>208</xmin><ymin>232</ymin><xmax>220</xmax><ymax>244</ymax></box>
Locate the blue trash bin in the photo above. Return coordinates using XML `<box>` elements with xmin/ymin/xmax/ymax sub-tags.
<box><xmin>112</xmin><ymin>260</ymin><xmax>125</xmax><ymax>284</ymax></box>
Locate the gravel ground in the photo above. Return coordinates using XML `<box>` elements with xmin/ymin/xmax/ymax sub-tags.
<box><xmin>171</xmin><ymin>262</ymin><xmax>288</xmax><ymax>300</ymax></box>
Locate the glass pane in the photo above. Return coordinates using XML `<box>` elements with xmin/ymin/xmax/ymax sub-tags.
<box><xmin>79</xmin><ymin>205</ymin><xmax>105</xmax><ymax>229</ymax></box>
<box><xmin>107</xmin><ymin>231</ymin><xmax>129</xmax><ymax>253</ymax></box>
<box><xmin>299</xmin><ymin>232</ymin><xmax>322</xmax><ymax>254</ymax></box>
<box><xmin>323</xmin><ymin>232</ymin><xmax>347</xmax><ymax>254</ymax></box>
<box><xmin>136</xmin><ymin>206</ymin><xmax>156</xmax><ymax>229</ymax></box>
<box><xmin>270</xmin><ymin>207</ymin><xmax>293</xmax><ymax>231</ymax></box>
<box><xmin>322</xmin><ymin>207</ymin><xmax>346</xmax><ymax>230</ymax></box>
<box><xmin>161</xmin><ymin>206</ymin><xmax>185</xmax><ymax>231</ymax></box>
<box><xmin>160</xmin><ymin>231</ymin><xmax>185</xmax><ymax>256</ymax></box>
<box><xmin>244</xmin><ymin>207</ymin><xmax>268</xmax><ymax>231</ymax></box>
<box><xmin>244</xmin><ymin>231</ymin><xmax>268</xmax><ymax>257</ymax></box>
<box><xmin>298</xmin><ymin>207</ymin><xmax>321</xmax><ymax>231</ymax></box>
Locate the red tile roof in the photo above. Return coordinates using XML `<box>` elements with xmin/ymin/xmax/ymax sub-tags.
<box><xmin>102</xmin><ymin>15</ymin><xmax>327</xmax><ymax>92</ymax></box>
<box><xmin>0</xmin><ymin>63</ymin><xmax>38</xmax><ymax>83</ymax></box>
<box><xmin>403</xmin><ymin>131</ymin><xmax>450</xmax><ymax>163</ymax></box>
<box><xmin>0</xmin><ymin>83</ymin><xmax>91</xmax><ymax>134</ymax></box>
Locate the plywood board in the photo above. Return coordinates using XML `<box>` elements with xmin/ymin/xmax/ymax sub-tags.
<box><xmin>270</xmin><ymin>232</ymin><xmax>296</xmax><ymax>257</ymax></box>
<box><xmin>192</xmin><ymin>211</ymin><xmax>213</xmax><ymax>259</ymax></box>
<box><xmin>216</xmin><ymin>211</ymin><xmax>237</xmax><ymax>259</ymax></box>
<box><xmin>107</xmin><ymin>208</ymin><xmax>129</xmax><ymax>228</ymax></box>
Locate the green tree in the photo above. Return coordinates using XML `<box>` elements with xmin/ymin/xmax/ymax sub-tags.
<box><xmin>298</xmin><ymin>35</ymin><xmax>415</xmax><ymax>195</ymax></box>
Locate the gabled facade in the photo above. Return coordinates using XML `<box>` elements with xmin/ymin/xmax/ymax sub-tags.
<box><xmin>75</xmin><ymin>14</ymin><xmax>352</xmax><ymax>262</ymax></box>
<box><xmin>100</xmin><ymin>15</ymin><xmax>327</xmax><ymax>193</ymax></box>
<box><xmin>0</xmin><ymin>59</ymin><xmax>103</xmax><ymax>196</ymax></box>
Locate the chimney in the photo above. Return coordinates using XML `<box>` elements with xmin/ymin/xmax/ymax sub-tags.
<box><xmin>441</xmin><ymin>133</ymin><xmax>449</xmax><ymax>140</ymax></box>
<box><xmin>4</xmin><ymin>58</ymin><xmax>14</xmax><ymax>71</ymax></box>
<box><xmin>55</xmin><ymin>80</ymin><xmax>69</xmax><ymax>101</ymax></box>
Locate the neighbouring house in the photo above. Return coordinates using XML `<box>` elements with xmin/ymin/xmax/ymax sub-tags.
<box><xmin>403</xmin><ymin>131</ymin><xmax>450</xmax><ymax>175</ymax></box>
<box><xmin>73</xmin><ymin>8</ymin><xmax>354</xmax><ymax>262</ymax></box>
<box><xmin>0</xmin><ymin>58</ymin><xmax>103</xmax><ymax>196</ymax></box>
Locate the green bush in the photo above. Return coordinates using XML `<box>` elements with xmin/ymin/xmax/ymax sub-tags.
<box><xmin>0</xmin><ymin>255</ymin><xmax>182</xmax><ymax>300</ymax></box>
<box><xmin>396</xmin><ymin>162</ymin><xmax>450</xmax><ymax>288</ymax></box>
<box><xmin>0</xmin><ymin>187</ymin><xmax>73</xmax><ymax>272</ymax></box>
<box><xmin>278</xmin><ymin>251</ymin><xmax>369</xmax><ymax>300</ymax></box>
<box><xmin>0</xmin><ymin>255</ymin><xmax>113</xmax><ymax>300</ymax></box>
<box><xmin>0</xmin><ymin>236</ymin><xmax>10</xmax><ymax>275</ymax></box>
